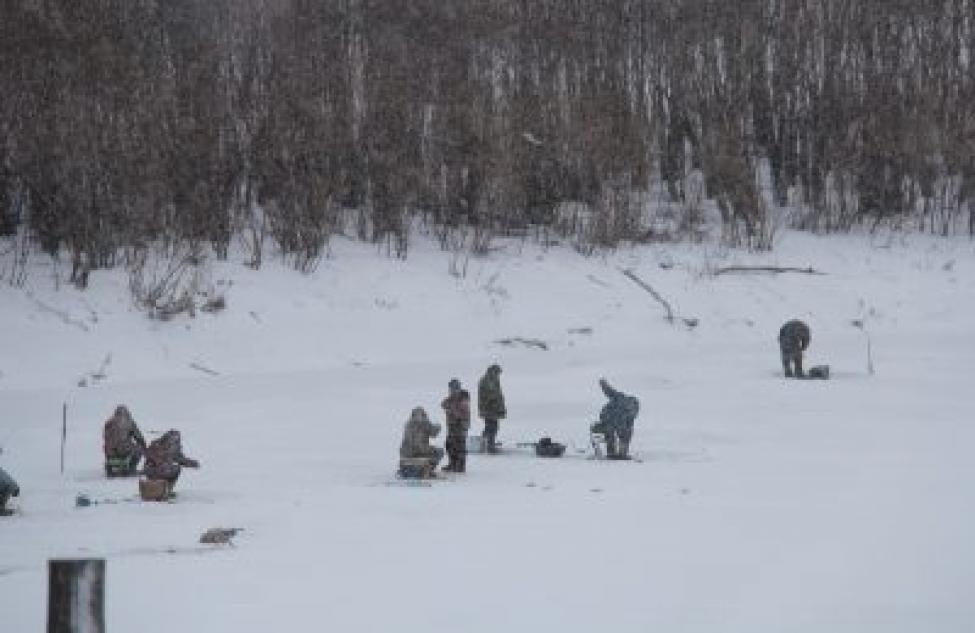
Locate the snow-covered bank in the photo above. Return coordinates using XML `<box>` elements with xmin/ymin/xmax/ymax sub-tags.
<box><xmin>2</xmin><ymin>231</ymin><xmax>974</xmax><ymax>632</ymax></box>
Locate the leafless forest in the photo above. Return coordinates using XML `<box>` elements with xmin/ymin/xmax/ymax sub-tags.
<box><xmin>1</xmin><ymin>0</ymin><xmax>973</xmax><ymax>284</ymax></box>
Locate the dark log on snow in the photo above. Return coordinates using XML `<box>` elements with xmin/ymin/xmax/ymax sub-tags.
<box><xmin>189</xmin><ymin>362</ymin><xmax>219</xmax><ymax>376</ymax></box>
<box><xmin>619</xmin><ymin>268</ymin><xmax>675</xmax><ymax>323</ymax></box>
<box><xmin>48</xmin><ymin>559</ymin><xmax>105</xmax><ymax>633</ymax></box>
<box><xmin>713</xmin><ymin>265</ymin><xmax>825</xmax><ymax>276</ymax></box>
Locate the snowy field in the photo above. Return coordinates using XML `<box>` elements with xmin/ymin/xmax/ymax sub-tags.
<box><xmin>1</xmin><ymin>230</ymin><xmax>973</xmax><ymax>632</ymax></box>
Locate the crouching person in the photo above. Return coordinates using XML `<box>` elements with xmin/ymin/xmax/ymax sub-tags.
<box><xmin>590</xmin><ymin>378</ymin><xmax>640</xmax><ymax>460</ymax></box>
<box><xmin>779</xmin><ymin>319</ymin><xmax>811</xmax><ymax>378</ymax></box>
<box><xmin>399</xmin><ymin>407</ymin><xmax>444</xmax><ymax>478</ymax></box>
<box><xmin>141</xmin><ymin>430</ymin><xmax>199</xmax><ymax>499</ymax></box>
<box><xmin>103</xmin><ymin>405</ymin><xmax>147</xmax><ymax>477</ymax></box>
<box><xmin>0</xmin><ymin>466</ymin><xmax>19</xmax><ymax>516</ymax></box>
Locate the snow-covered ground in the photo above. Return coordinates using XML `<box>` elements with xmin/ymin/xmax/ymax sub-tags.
<box><xmin>1</xmin><ymin>230</ymin><xmax>973</xmax><ymax>632</ymax></box>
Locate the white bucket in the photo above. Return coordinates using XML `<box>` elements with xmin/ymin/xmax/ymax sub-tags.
<box><xmin>466</xmin><ymin>436</ymin><xmax>485</xmax><ymax>453</ymax></box>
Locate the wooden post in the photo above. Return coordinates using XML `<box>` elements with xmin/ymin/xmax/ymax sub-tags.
<box><xmin>60</xmin><ymin>403</ymin><xmax>67</xmax><ymax>475</ymax></box>
<box><xmin>47</xmin><ymin>559</ymin><xmax>105</xmax><ymax>633</ymax></box>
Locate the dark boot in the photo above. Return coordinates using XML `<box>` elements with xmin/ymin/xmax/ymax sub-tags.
<box><xmin>454</xmin><ymin>455</ymin><xmax>466</xmax><ymax>473</ymax></box>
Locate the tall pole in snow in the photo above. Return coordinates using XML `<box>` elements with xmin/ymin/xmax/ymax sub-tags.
<box><xmin>866</xmin><ymin>332</ymin><xmax>874</xmax><ymax>376</ymax></box>
<box><xmin>47</xmin><ymin>559</ymin><xmax>105</xmax><ymax>633</ymax></box>
<box><xmin>852</xmin><ymin>319</ymin><xmax>874</xmax><ymax>376</ymax></box>
<box><xmin>60</xmin><ymin>403</ymin><xmax>67</xmax><ymax>475</ymax></box>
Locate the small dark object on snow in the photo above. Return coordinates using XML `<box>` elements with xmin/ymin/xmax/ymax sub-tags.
<box><xmin>75</xmin><ymin>494</ymin><xmax>92</xmax><ymax>507</ymax></box>
<box><xmin>534</xmin><ymin>437</ymin><xmax>565</xmax><ymax>458</ymax></box>
<box><xmin>200</xmin><ymin>527</ymin><xmax>243</xmax><ymax>545</ymax></box>
<box><xmin>807</xmin><ymin>365</ymin><xmax>830</xmax><ymax>379</ymax></box>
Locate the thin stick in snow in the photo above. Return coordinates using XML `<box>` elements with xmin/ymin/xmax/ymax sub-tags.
<box><xmin>60</xmin><ymin>403</ymin><xmax>66</xmax><ymax>475</ymax></box>
<box><xmin>26</xmin><ymin>291</ymin><xmax>90</xmax><ymax>332</ymax></box>
<box><xmin>619</xmin><ymin>268</ymin><xmax>675</xmax><ymax>324</ymax></box>
<box><xmin>851</xmin><ymin>319</ymin><xmax>875</xmax><ymax>376</ymax></box>
<box><xmin>713</xmin><ymin>265</ymin><xmax>825</xmax><ymax>276</ymax></box>
<box><xmin>189</xmin><ymin>362</ymin><xmax>219</xmax><ymax>376</ymax></box>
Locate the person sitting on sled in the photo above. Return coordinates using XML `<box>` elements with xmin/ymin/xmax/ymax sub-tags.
<box><xmin>143</xmin><ymin>430</ymin><xmax>199</xmax><ymax>489</ymax></box>
<box><xmin>103</xmin><ymin>405</ymin><xmax>147</xmax><ymax>476</ymax></box>
<box><xmin>399</xmin><ymin>406</ymin><xmax>444</xmax><ymax>476</ymax></box>
<box><xmin>590</xmin><ymin>378</ymin><xmax>640</xmax><ymax>459</ymax></box>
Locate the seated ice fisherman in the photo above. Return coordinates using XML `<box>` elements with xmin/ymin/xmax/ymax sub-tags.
<box><xmin>143</xmin><ymin>430</ymin><xmax>199</xmax><ymax>490</ymax></box>
<box><xmin>103</xmin><ymin>405</ymin><xmax>147</xmax><ymax>476</ymax></box>
<box><xmin>590</xmin><ymin>378</ymin><xmax>640</xmax><ymax>459</ymax></box>
<box><xmin>399</xmin><ymin>407</ymin><xmax>444</xmax><ymax>477</ymax></box>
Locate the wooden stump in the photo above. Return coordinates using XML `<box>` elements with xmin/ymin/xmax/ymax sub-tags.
<box><xmin>48</xmin><ymin>559</ymin><xmax>105</xmax><ymax>633</ymax></box>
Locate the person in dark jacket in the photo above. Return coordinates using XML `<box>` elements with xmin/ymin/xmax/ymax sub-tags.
<box><xmin>441</xmin><ymin>378</ymin><xmax>471</xmax><ymax>472</ymax></box>
<box><xmin>143</xmin><ymin>430</ymin><xmax>199</xmax><ymax>487</ymax></box>
<box><xmin>477</xmin><ymin>364</ymin><xmax>506</xmax><ymax>454</ymax></box>
<box><xmin>0</xmin><ymin>465</ymin><xmax>19</xmax><ymax>516</ymax></box>
<box><xmin>103</xmin><ymin>405</ymin><xmax>147</xmax><ymax>476</ymax></box>
<box><xmin>779</xmin><ymin>319</ymin><xmax>811</xmax><ymax>378</ymax></box>
<box><xmin>399</xmin><ymin>406</ymin><xmax>444</xmax><ymax>471</ymax></box>
<box><xmin>590</xmin><ymin>378</ymin><xmax>640</xmax><ymax>459</ymax></box>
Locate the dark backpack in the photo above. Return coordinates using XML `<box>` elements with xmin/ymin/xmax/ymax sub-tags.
<box><xmin>535</xmin><ymin>437</ymin><xmax>566</xmax><ymax>458</ymax></box>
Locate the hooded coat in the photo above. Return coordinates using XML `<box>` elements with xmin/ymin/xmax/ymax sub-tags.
<box><xmin>143</xmin><ymin>430</ymin><xmax>198</xmax><ymax>481</ymax></box>
<box><xmin>400</xmin><ymin>407</ymin><xmax>442</xmax><ymax>459</ymax></box>
<box><xmin>778</xmin><ymin>320</ymin><xmax>811</xmax><ymax>354</ymax></box>
<box><xmin>478</xmin><ymin>366</ymin><xmax>506</xmax><ymax>421</ymax></box>
<box><xmin>103</xmin><ymin>405</ymin><xmax>146</xmax><ymax>458</ymax></box>
<box><xmin>596</xmin><ymin>379</ymin><xmax>640</xmax><ymax>441</ymax></box>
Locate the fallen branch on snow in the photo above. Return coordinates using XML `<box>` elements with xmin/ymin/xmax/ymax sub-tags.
<box><xmin>713</xmin><ymin>265</ymin><xmax>825</xmax><ymax>276</ymax></box>
<box><xmin>495</xmin><ymin>337</ymin><xmax>548</xmax><ymax>351</ymax></box>
<box><xmin>25</xmin><ymin>291</ymin><xmax>90</xmax><ymax>332</ymax></box>
<box><xmin>189</xmin><ymin>362</ymin><xmax>219</xmax><ymax>376</ymax></box>
<box><xmin>619</xmin><ymin>268</ymin><xmax>699</xmax><ymax>329</ymax></box>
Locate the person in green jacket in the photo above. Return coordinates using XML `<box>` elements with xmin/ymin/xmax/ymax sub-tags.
<box><xmin>477</xmin><ymin>364</ymin><xmax>506</xmax><ymax>454</ymax></box>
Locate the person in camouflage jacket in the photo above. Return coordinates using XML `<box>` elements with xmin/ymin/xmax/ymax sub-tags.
<box><xmin>477</xmin><ymin>364</ymin><xmax>506</xmax><ymax>454</ymax></box>
<box><xmin>143</xmin><ymin>430</ymin><xmax>199</xmax><ymax>486</ymax></box>
<box><xmin>102</xmin><ymin>405</ymin><xmax>147</xmax><ymax>475</ymax></box>
<box><xmin>778</xmin><ymin>319</ymin><xmax>811</xmax><ymax>378</ymax></box>
<box><xmin>590</xmin><ymin>378</ymin><xmax>640</xmax><ymax>459</ymax></box>
<box><xmin>441</xmin><ymin>378</ymin><xmax>471</xmax><ymax>472</ymax></box>
<box><xmin>399</xmin><ymin>406</ymin><xmax>444</xmax><ymax>470</ymax></box>
<box><xmin>0</xmin><ymin>465</ymin><xmax>19</xmax><ymax>516</ymax></box>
